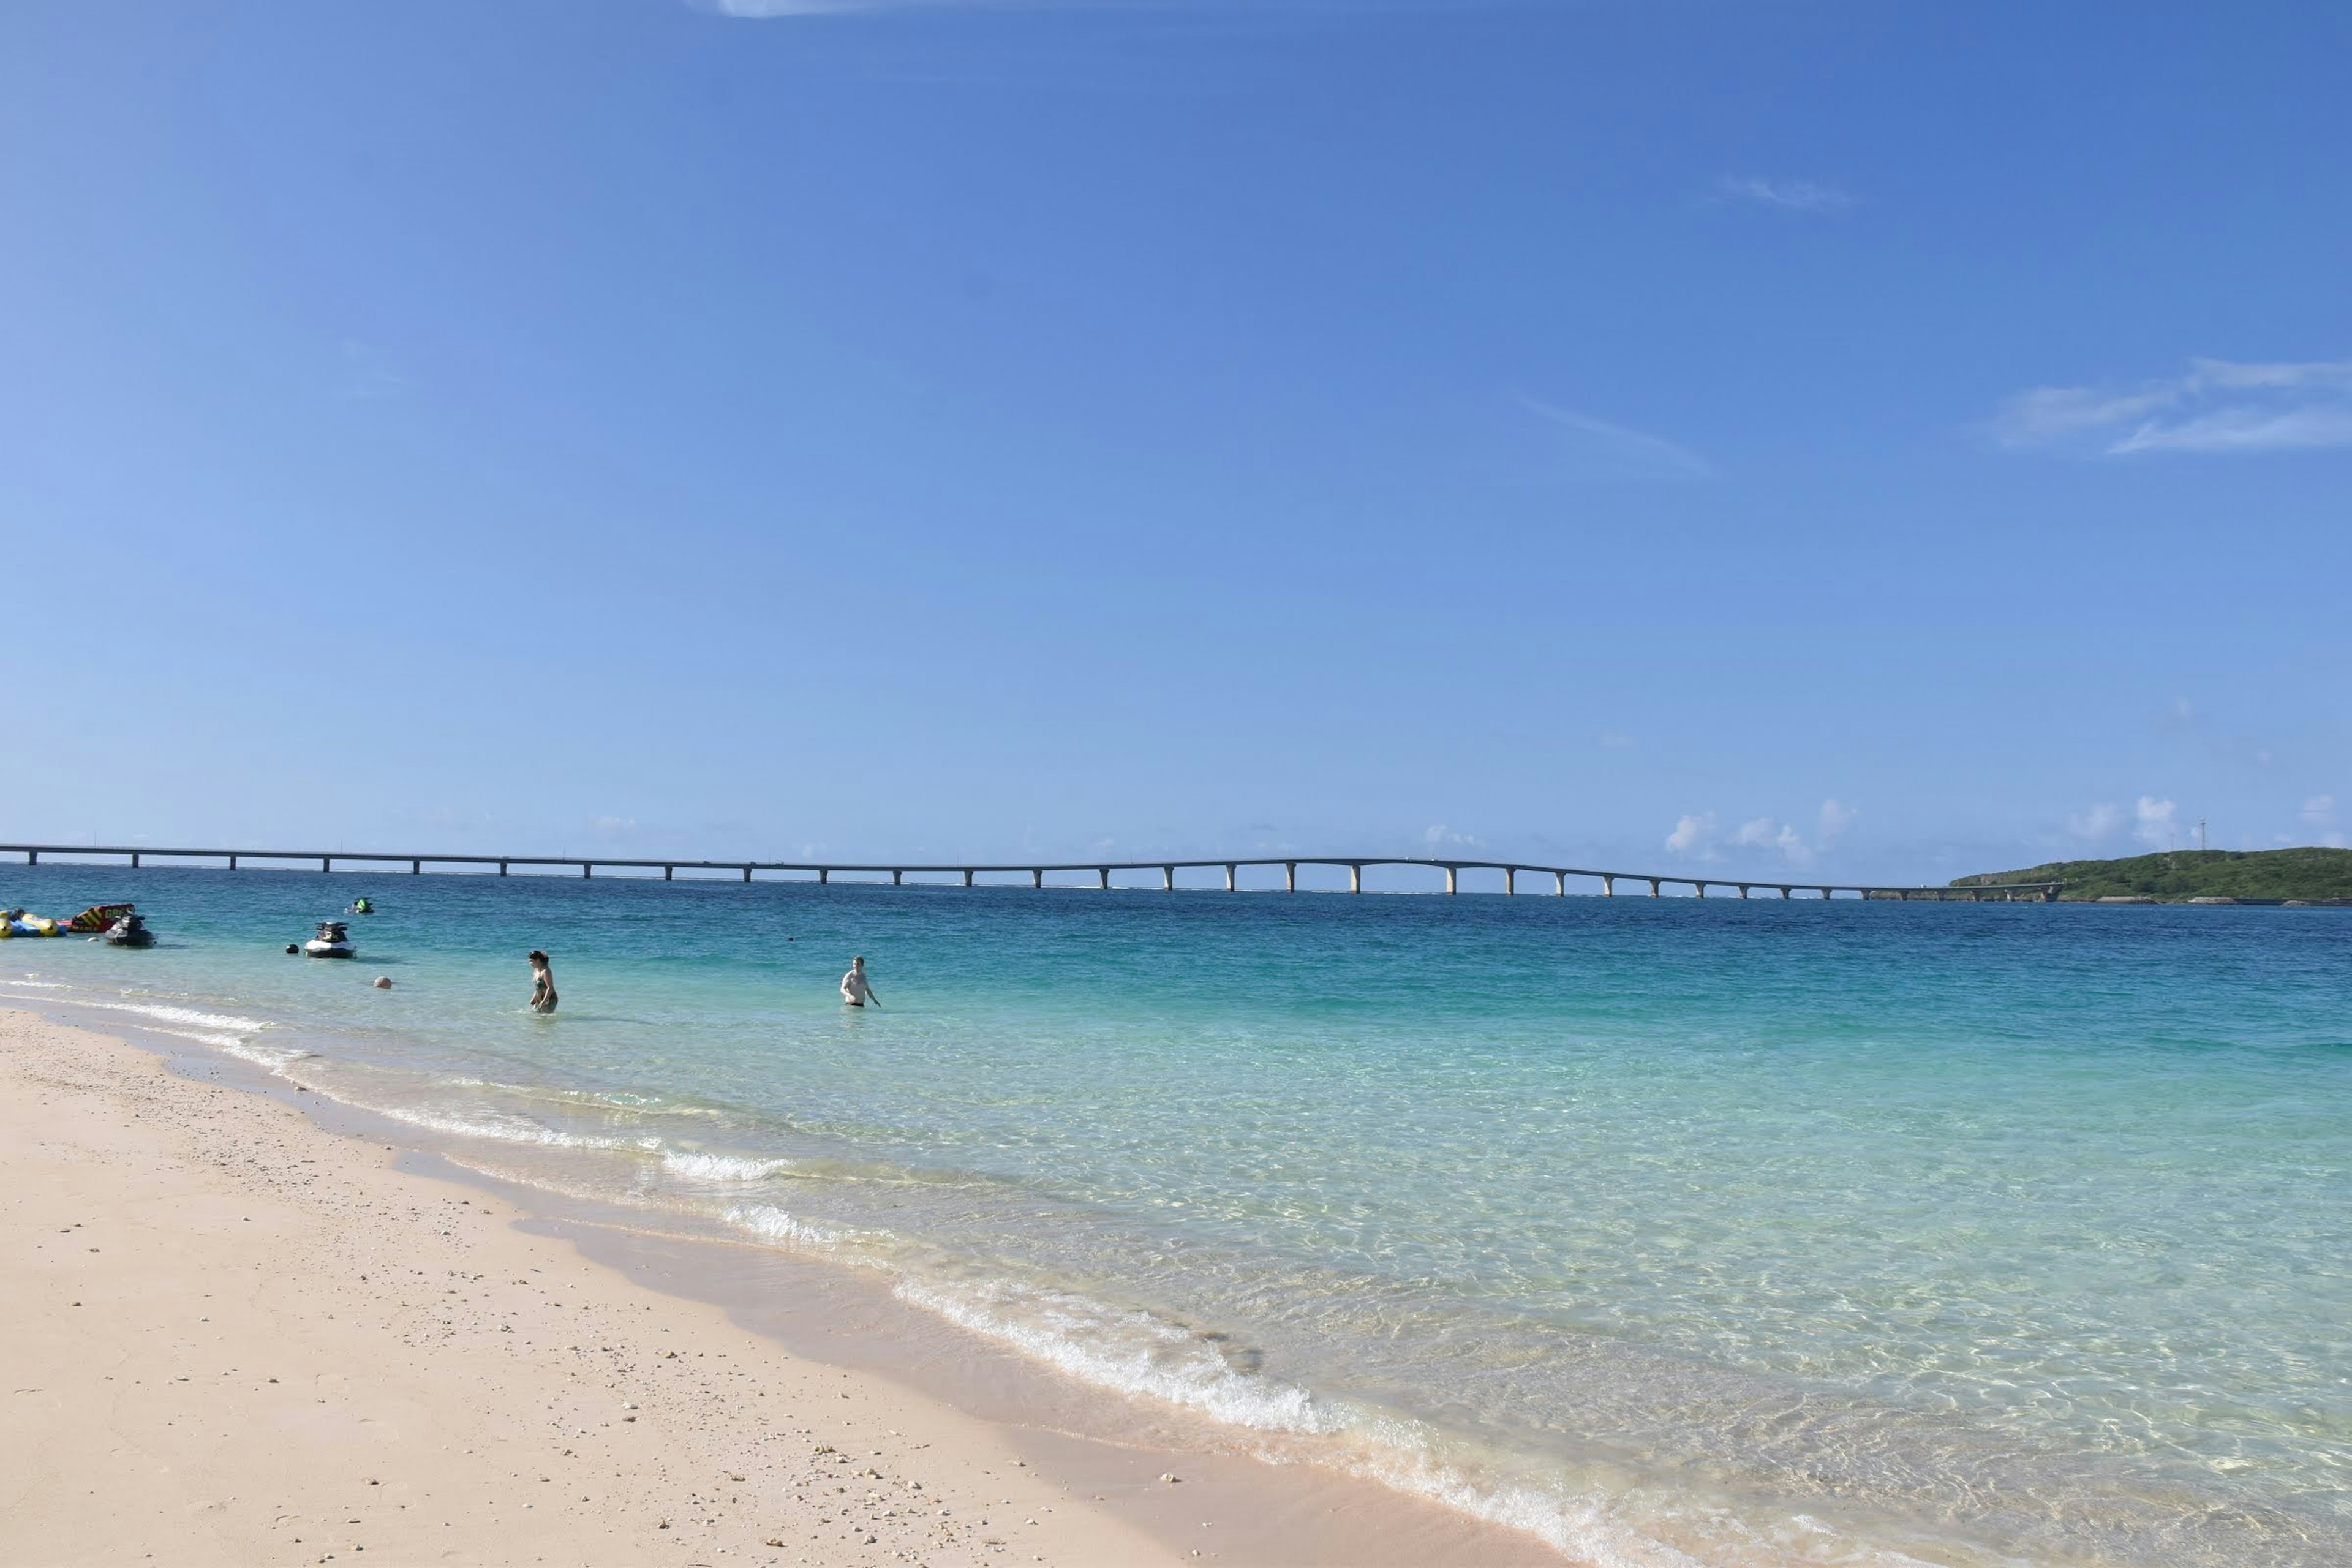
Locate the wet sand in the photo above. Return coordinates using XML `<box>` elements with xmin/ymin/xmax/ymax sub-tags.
<box><xmin>1</xmin><ymin>1008</ymin><xmax>1564</xmax><ymax>1566</ymax></box>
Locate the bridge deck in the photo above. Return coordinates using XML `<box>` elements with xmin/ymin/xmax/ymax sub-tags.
<box><xmin>0</xmin><ymin>843</ymin><xmax>2061</xmax><ymax>900</ymax></box>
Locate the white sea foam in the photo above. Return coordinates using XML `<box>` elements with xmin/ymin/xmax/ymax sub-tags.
<box><xmin>14</xmin><ymin>992</ymin><xmax>308</xmax><ymax>1067</ymax></box>
<box><xmin>46</xmin><ymin>996</ymin><xmax>277</xmax><ymax>1036</ymax></box>
<box><xmin>894</xmin><ymin>1272</ymin><xmax>1338</xmax><ymax>1436</ymax></box>
<box><xmin>889</xmin><ymin>1266</ymin><xmax>1767</xmax><ymax>1565</ymax></box>
<box><xmin>721</xmin><ymin>1203</ymin><xmax>879</xmax><ymax>1254</ymax></box>
<box><xmin>368</xmin><ymin>1102</ymin><xmax>659</xmax><ymax>1153</ymax></box>
<box><xmin>712</xmin><ymin>1204</ymin><xmax>1829</xmax><ymax>1566</ymax></box>
<box><xmin>664</xmin><ymin>1150</ymin><xmax>794</xmax><ymax>1183</ymax></box>
<box><xmin>1</xmin><ymin>978</ymin><xmax>67</xmax><ymax>989</ymax></box>
<box><xmin>200</xmin><ymin>1036</ymin><xmax>309</xmax><ymax>1068</ymax></box>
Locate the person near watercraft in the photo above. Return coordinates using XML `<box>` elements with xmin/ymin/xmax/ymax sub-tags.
<box><xmin>840</xmin><ymin>956</ymin><xmax>880</xmax><ymax>1008</ymax></box>
<box><xmin>528</xmin><ymin>949</ymin><xmax>559</xmax><ymax>1014</ymax></box>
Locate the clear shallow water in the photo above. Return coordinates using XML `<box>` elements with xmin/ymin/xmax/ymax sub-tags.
<box><xmin>6</xmin><ymin>865</ymin><xmax>2348</xmax><ymax>1565</ymax></box>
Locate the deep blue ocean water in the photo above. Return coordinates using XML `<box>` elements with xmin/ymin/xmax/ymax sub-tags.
<box><xmin>6</xmin><ymin>864</ymin><xmax>2348</xmax><ymax>1566</ymax></box>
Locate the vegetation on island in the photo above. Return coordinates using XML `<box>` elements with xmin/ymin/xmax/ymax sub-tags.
<box><xmin>1952</xmin><ymin>847</ymin><xmax>2352</xmax><ymax>904</ymax></box>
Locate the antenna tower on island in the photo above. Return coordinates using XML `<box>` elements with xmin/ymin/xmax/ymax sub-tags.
<box><xmin>2198</xmin><ymin>818</ymin><xmax>2207</xmax><ymax>851</ymax></box>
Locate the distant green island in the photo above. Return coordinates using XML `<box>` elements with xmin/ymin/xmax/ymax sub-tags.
<box><xmin>1953</xmin><ymin>847</ymin><xmax>2352</xmax><ymax>904</ymax></box>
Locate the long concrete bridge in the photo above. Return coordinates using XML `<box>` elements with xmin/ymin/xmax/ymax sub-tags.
<box><xmin>0</xmin><ymin>842</ymin><xmax>2063</xmax><ymax>902</ymax></box>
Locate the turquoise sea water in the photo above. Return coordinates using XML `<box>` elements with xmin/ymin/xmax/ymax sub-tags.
<box><xmin>6</xmin><ymin>864</ymin><xmax>2348</xmax><ymax>1566</ymax></box>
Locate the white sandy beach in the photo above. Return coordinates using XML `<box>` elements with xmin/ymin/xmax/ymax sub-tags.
<box><xmin>0</xmin><ymin>1008</ymin><xmax>1195</xmax><ymax>1566</ymax></box>
<box><xmin>0</xmin><ymin>1008</ymin><xmax>1563</xmax><ymax>1567</ymax></box>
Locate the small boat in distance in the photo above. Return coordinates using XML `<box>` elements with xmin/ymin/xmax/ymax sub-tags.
<box><xmin>104</xmin><ymin>912</ymin><xmax>156</xmax><ymax>949</ymax></box>
<box><xmin>303</xmin><ymin>920</ymin><xmax>355</xmax><ymax>959</ymax></box>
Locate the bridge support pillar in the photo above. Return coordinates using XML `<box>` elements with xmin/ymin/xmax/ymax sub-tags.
<box><xmin>1225</xmin><ymin>864</ymin><xmax>1237</xmax><ymax>892</ymax></box>
<box><xmin>1555</xmin><ymin>871</ymin><xmax>1566</xmax><ymax>895</ymax></box>
<box><xmin>130</xmin><ymin>851</ymin><xmax>140</xmax><ymax>868</ymax></box>
<box><xmin>1163</xmin><ymin>865</ymin><xmax>1175</xmax><ymax>891</ymax></box>
<box><xmin>1602</xmin><ymin>875</ymin><xmax>1613</xmax><ymax>896</ymax></box>
<box><xmin>1738</xmin><ymin>884</ymin><xmax>1749</xmax><ymax>899</ymax></box>
<box><xmin>1648</xmin><ymin>878</ymin><xmax>1660</xmax><ymax>897</ymax></box>
<box><xmin>1350</xmin><ymin>864</ymin><xmax>1362</xmax><ymax>894</ymax></box>
<box><xmin>321</xmin><ymin>857</ymin><xmax>331</xmax><ymax>873</ymax></box>
<box><xmin>1505</xmin><ymin>867</ymin><xmax>1516</xmax><ymax>895</ymax></box>
<box><xmin>1444</xmin><ymin>867</ymin><xmax>1457</xmax><ymax>895</ymax></box>
<box><xmin>25</xmin><ymin>850</ymin><xmax>34</xmax><ymax>865</ymax></box>
<box><xmin>499</xmin><ymin>860</ymin><xmax>508</xmax><ymax>876</ymax></box>
<box><xmin>227</xmin><ymin>854</ymin><xmax>236</xmax><ymax>870</ymax></box>
<box><xmin>1031</xmin><ymin>869</ymin><xmax>1043</xmax><ymax>889</ymax></box>
<box><xmin>893</xmin><ymin>869</ymin><xmax>903</xmax><ymax>886</ymax></box>
<box><xmin>965</xmin><ymin>869</ymin><xmax>975</xmax><ymax>887</ymax></box>
<box><xmin>582</xmin><ymin>863</ymin><xmax>592</xmax><ymax>878</ymax></box>
<box><xmin>414</xmin><ymin>859</ymin><xmax>424</xmax><ymax>875</ymax></box>
<box><xmin>1694</xmin><ymin>882</ymin><xmax>1705</xmax><ymax>899</ymax></box>
<box><xmin>818</xmin><ymin>868</ymin><xmax>830</xmax><ymax>884</ymax></box>
<box><xmin>1822</xmin><ymin>888</ymin><xmax>1832</xmax><ymax>899</ymax></box>
<box><xmin>741</xmin><ymin>865</ymin><xmax>751</xmax><ymax>883</ymax></box>
<box><xmin>1780</xmin><ymin>886</ymin><xmax>1791</xmax><ymax>899</ymax></box>
<box><xmin>1284</xmin><ymin>862</ymin><xmax>1296</xmax><ymax>892</ymax></box>
<box><xmin>1098</xmin><ymin>867</ymin><xmax>1110</xmax><ymax>890</ymax></box>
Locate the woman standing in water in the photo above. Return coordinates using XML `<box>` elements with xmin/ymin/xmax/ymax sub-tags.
<box><xmin>527</xmin><ymin>949</ymin><xmax>559</xmax><ymax>1014</ymax></box>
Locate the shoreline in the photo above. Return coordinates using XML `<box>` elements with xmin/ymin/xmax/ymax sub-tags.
<box><xmin>1</xmin><ymin>1006</ymin><xmax>1568</xmax><ymax>1566</ymax></box>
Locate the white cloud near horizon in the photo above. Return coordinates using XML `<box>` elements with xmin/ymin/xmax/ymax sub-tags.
<box><xmin>1665</xmin><ymin>812</ymin><xmax>1717</xmax><ymax>857</ymax></box>
<box><xmin>2068</xmin><ymin>802</ymin><xmax>2124</xmax><ymax>843</ymax></box>
<box><xmin>1667</xmin><ymin>801</ymin><xmax>1850</xmax><ymax>867</ymax></box>
<box><xmin>2133</xmin><ymin>795</ymin><xmax>2179</xmax><ymax>850</ymax></box>
<box><xmin>1994</xmin><ymin>357</ymin><xmax>2352</xmax><ymax>456</ymax></box>
<box><xmin>1715</xmin><ymin>176</ymin><xmax>1853</xmax><ymax>214</ymax></box>
<box><xmin>1523</xmin><ymin>398</ymin><xmax>1711</xmax><ymax>482</ymax></box>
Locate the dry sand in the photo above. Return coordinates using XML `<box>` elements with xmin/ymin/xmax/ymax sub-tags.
<box><xmin>1</xmin><ymin>1009</ymin><xmax>1565</xmax><ymax>1567</ymax></box>
<box><xmin>1</xmin><ymin>1009</ymin><xmax>1184</xmax><ymax>1566</ymax></box>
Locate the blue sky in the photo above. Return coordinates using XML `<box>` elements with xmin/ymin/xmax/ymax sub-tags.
<box><xmin>4</xmin><ymin>1</ymin><xmax>2346</xmax><ymax>881</ymax></box>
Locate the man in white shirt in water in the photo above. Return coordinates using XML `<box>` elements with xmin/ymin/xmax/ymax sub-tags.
<box><xmin>840</xmin><ymin>956</ymin><xmax>880</xmax><ymax>1008</ymax></box>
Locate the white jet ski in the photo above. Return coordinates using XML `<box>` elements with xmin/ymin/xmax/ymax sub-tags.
<box><xmin>303</xmin><ymin>919</ymin><xmax>356</xmax><ymax>959</ymax></box>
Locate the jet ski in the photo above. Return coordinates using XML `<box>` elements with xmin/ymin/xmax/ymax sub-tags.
<box><xmin>104</xmin><ymin>913</ymin><xmax>156</xmax><ymax>949</ymax></box>
<box><xmin>303</xmin><ymin>919</ymin><xmax>356</xmax><ymax>959</ymax></box>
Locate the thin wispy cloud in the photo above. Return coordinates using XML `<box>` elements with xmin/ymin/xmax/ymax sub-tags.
<box><xmin>339</xmin><ymin>339</ymin><xmax>412</xmax><ymax>401</ymax></box>
<box><xmin>1993</xmin><ymin>357</ymin><xmax>2352</xmax><ymax>456</ymax></box>
<box><xmin>699</xmin><ymin>0</ymin><xmax>1344</xmax><ymax>15</ymax></box>
<box><xmin>703</xmin><ymin>0</ymin><xmax>945</xmax><ymax>14</ymax></box>
<box><xmin>1714</xmin><ymin>175</ymin><xmax>1854</xmax><ymax>215</ymax></box>
<box><xmin>1523</xmin><ymin>397</ymin><xmax>1710</xmax><ymax>483</ymax></box>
